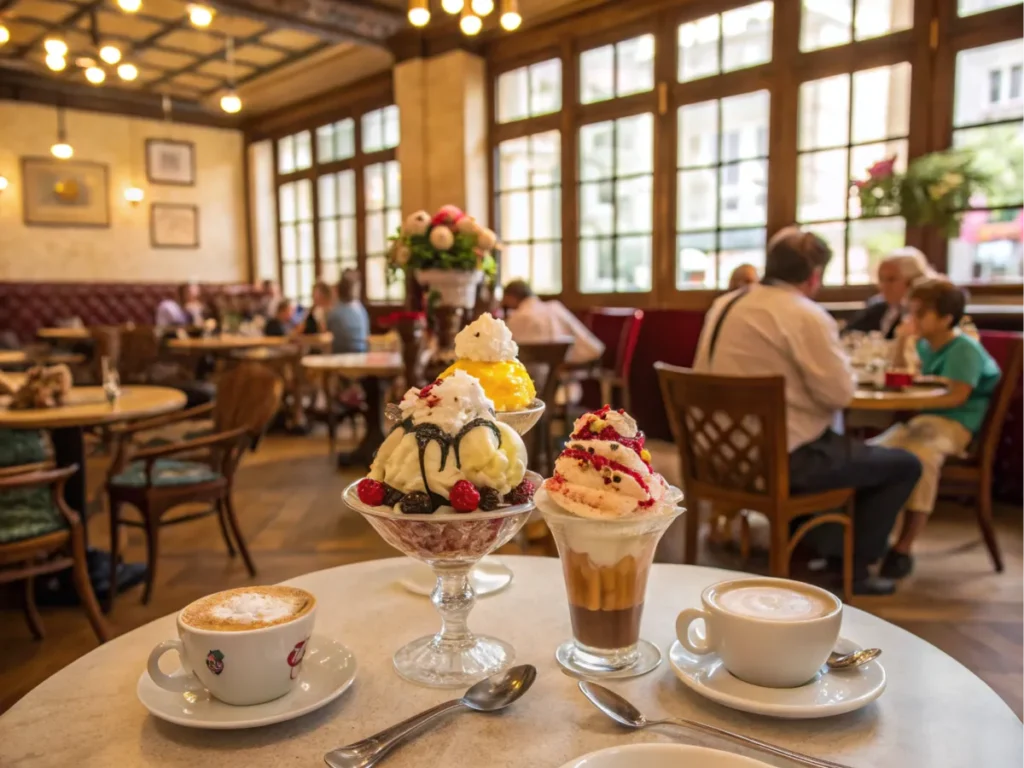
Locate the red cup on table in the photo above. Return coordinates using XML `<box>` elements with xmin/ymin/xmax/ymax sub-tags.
<box><xmin>884</xmin><ymin>369</ymin><xmax>913</xmax><ymax>389</ymax></box>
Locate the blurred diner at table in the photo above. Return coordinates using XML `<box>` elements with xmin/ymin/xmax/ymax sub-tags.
<box><xmin>327</xmin><ymin>269</ymin><xmax>370</xmax><ymax>355</ymax></box>
<box><xmin>154</xmin><ymin>284</ymin><xmax>205</xmax><ymax>330</ymax></box>
<box><xmin>301</xmin><ymin>281</ymin><xmax>334</xmax><ymax>336</ymax></box>
<box><xmin>842</xmin><ymin>247</ymin><xmax>936</xmax><ymax>339</ymax></box>
<box><xmin>501</xmin><ymin>279</ymin><xmax>604</xmax><ymax>366</ymax></box>
<box><xmin>726</xmin><ymin>263</ymin><xmax>760</xmax><ymax>292</ymax></box>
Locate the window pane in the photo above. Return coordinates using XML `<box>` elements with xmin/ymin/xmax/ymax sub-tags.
<box><xmin>799</xmin><ymin>74</ymin><xmax>850</xmax><ymax>150</ymax></box>
<box><xmin>679</xmin><ymin>101</ymin><xmax>719</xmax><ymax>167</ymax></box>
<box><xmin>677</xmin><ymin>231</ymin><xmax>717</xmax><ymax>289</ymax></box>
<box><xmin>718</xmin><ymin>228</ymin><xmax>767</xmax><ymax>289</ymax></box>
<box><xmin>580</xmin><ymin>44</ymin><xmax>614</xmax><ymax>104</ymax></box>
<box><xmin>579</xmin><ymin>182</ymin><xmax>614</xmax><ymax>237</ymax></box>
<box><xmin>807</xmin><ymin>221</ymin><xmax>847</xmax><ymax>284</ymax></box>
<box><xmin>953</xmin><ymin>124</ymin><xmax>1024</xmax><ymax>207</ymax></box>
<box><xmin>617</xmin><ymin>176</ymin><xmax>653</xmax><ymax>234</ymax></box>
<box><xmin>532</xmin><ymin>187</ymin><xmax>560</xmax><ymax>239</ymax></box>
<box><xmin>365</xmin><ymin>255</ymin><xmax>387</xmax><ymax>301</ymax></box>
<box><xmin>722</xmin><ymin>90</ymin><xmax>770</xmax><ymax>160</ymax></box>
<box><xmin>848</xmin><ymin>140</ymin><xmax>908</xmax><ymax>217</ymax></box>
<box><xmin>321</xmin><ymin>260</ymin><xmax>341</xmax><ymax>288</ymax></box>
<box><xmin>362</xmin><ymin>109</ymin><xmax>382</xmax><ymax>152</ymax></box>
<box><xmin>854</xmin><ymin>0</ymin><xmax>913</xmax><ymax>40</ymax></box>
<box><xmin>851</xmin><ymin>63</ymin><xmax>911</xmax><ymax>144</ymax></box>
<box><xmin>336</xmin><ymin>119</ymin><xmax>355</xmax><ymax>160</ymax></box>
<box><xmin>532</xmin><ymin>241</ymin><xmax>561</xmax><ymax>294</ymax></box>
<box><xmin>316</xmin><ymin>124</ymin><xmax>334</xmax><ymax>163</ymax></box>
<box><xmin>955</xmin><ymin>39</ymin><xmax>1024</xmax><ymax>127</ymax></box>
<box><xmin>502</xmin><ymin>191</ymin><xmax>532</xmax><ymax>238</ymax></box>
<box><xmin>340</xmin><ymin>218</ymin><xmax>357</xmax><ymax>258</ymax></box>
<box><xmin>616</xmin><ymin>236</ymin><xmax>652</xmax><ymax>292</ymax></box>
<box><xmin>678</xmin><ymin>169</ymin><xmax>718</xmax><ymax>230</ymax></box>
<box><xmin>531</xmin><ymin>58</ymin><xmax>562</xmax><ymax>116</ymax></box>
<box><xmin>679</xmin><ymin>15</ymin><xmax>720</xmax><ymax>82</ymax></box>
<box><xmin>294</xmin><ymin>131</ymin><xmax>312</xmax><ymax>171</ymax></box>
<box><xmin>298</xmin><ymin>222</ymin><xmax>314</xmax><ymax>263</ymax></box>
<box><xmin>801</xmin><ymin>0</ymin><xmax>852</xmax><ymax>51</ymax></box>
<box><xmin>280</xmin><ymin>223</ymin><xmax>296</xmax><ymax>262</ymax></box>
<box><xmin>722</xmin><ymin>2</ymin><xmax>773</xmax><ymax>72</ymax></box>
<box><xmin>958</xmin><ymin>0</ymin><xmax>1020</xmax><ymax>16</ymax></box>
<box><xmin>616</xmin><ymin>34</ymin><xmax>655</xmax><ymax>97</ymax></box>
<box><xmin>504</xmin><ymin>243</ymin><xmax>531</xmax><ymax>279</ymax></box>
<box><xmin>386</xmin><ymin>208</ymin><xmax>402</xmax><ymax>240</ymax></box>
<box><xmin>579</xmin><ymin>237</ymin><xmax>613</xmax><ymax>292</ymax></box>
<box><xmin>848</xmin><ymin>217</ymin><xmax>905</xmax><ymax>284</ymax></box>
<box><xmin>320</xmin><ymin>219</ymin><xmax>337</xmax><ymax>261</ymax></box>
<box><xmin>720</xmin><ymin>160</ymin><xmax>767</xmax><ymax>226</ymax></box>
<box><xmin>531</xmin><ymin>130</ymin><xmax>561</xmax><ymax>184</ymax></box>
<box><xmin>277</xmin><ymin>135</ymin><xmax>295</xmax><ymax>174</ymax></box>
<box><xmin>296</xmin><ymin>179</ymin><xmax>312</xmax><ymax>220</ymax></box>
<box><xmin>617</xmin><ymin>113</ymin><xmax>654</xmax><ymax>175</ymax></box>
<box><xmin>499</xmin><ymin>137</ymin><xmax>530</xmax><ymax>189</ymax></box>
<box><xmin>282</xmin><ymin>263</ymin><xmax>298</xmax><ymax>301</ymax></box>
<box><xmin>318</xmin><ymin>174</ymin><xmax>336</xmax><ymax>216</ymax></box>
<box><xmin>278</xmin><ymin>183</ymin><xmax>296</xmax><ymax>223</ymax></box>
<box><xmin>798</xmin><ymin>148</ymin><xmax>849</xmax><ymax>221</ymax></box>
<box><xmin>385</xmin><ymin>161</ymin><xmax>401</xmax><ymax>207</ymax></box>
<box><xmin>498</xmin><ymin>67</ymin><xmax>529</xmax><ymax>122</ymax></box>
<box><xmin>383</xmin><ymin>105</ymin><xmax>400</xmax><ymax>149</ymax></box>
<box><xmin>338</xmin><ymin>170</ymin><xmax>356</xmax><ymax>215</ymax></box>
<box><xmin>365</xmin><ymin>164</ymin><xmax>385</xmax><ymax>211</ymax></box>
<box><xmin>949</xmin><ymin>208</ymin><xmax>1024</xmax><ymax>282</ymax></box>
<box><xmin>579</xmin><ymin>121</ymin><xmax>613</xmax><ymax>180</ymax></box>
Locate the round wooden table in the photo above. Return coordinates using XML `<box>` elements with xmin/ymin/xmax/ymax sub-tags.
<box><xmin>301</xmin><ymin>353</ymin><xmax>403</xmax><ymax>467</ymax></box>
<box><xmin>166</xmin><ymin>335</ymin><xmax>293</xmax><ymax>354</ymax></box>
<box><xmin>849</xmin><ymin>383</ymin><xmax>950</xmax><ymax>411</ymax></box>
<box><xmin>0</xmin><ymin>557</ymin><xmax>1018</xmax><ymax>767</ymax></box>
<box><xmin>0</xmin><ymin>350</ymin><xmax>27</xmax><ymax>368</ymax></box>
<box><xmin>36</xmin><ymin>327</ymin><xmax>91</xmax><ymax>342</ymax></box>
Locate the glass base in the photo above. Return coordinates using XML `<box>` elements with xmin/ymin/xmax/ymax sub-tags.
<box><xmin>555</xmin><ymin>638</ymin><xmax>662</xmax><ymax>680</ymax></box>
<box><xmin>393</xmin><ymin>634</ymin><xmax>515</xmax><ymax>688</ymax></box>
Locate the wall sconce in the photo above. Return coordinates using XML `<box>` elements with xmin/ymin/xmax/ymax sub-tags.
<box><xmin>0</xmin><ymin>175</ymin><xmax>8</xmax><ymax>194</ymax></box>
<box><xmin>124</xmin><ymin>186</ymin><xmax>144</xmax><ymax>206</ymax></box>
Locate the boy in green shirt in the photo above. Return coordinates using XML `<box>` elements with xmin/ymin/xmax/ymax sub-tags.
<box><xmin>871</xmin><ymin>279</ymin><xmax>1001</xmax><ymax>579</ymax></box>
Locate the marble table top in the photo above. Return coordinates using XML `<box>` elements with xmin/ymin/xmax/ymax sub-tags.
<box><xmin>1</xmin><ymin>557</ymin><xmax>1020</xmax><ymax>767</ymax></box>
<box><xmin>0</xmin><ymin>385</ymin><xmax>186</xmax><ymax>429</ymax></box>
<box><xmin>301</xmin><ymin>352</ymin><xmax>404</xmax><ymax>378</ymax></box>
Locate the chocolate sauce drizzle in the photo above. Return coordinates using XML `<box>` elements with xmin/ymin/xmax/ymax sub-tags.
<box><xmin>394</xmin><ymin>417</ymin><xmax>502</xmax><ymax>512</ymax></box>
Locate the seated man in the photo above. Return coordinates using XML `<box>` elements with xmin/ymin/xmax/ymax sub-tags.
<box><xmin>327</xmin><ymin>269</ymin><xmax>369</xmax><ymax>354</ymax></box>
<box><xmin>155</xmin><ymin>283</ymin><xmax>204</xmax><ymax>328</ymax></box>
<box><xmin>694</xmin><ymin>226</ymin><xmax>922</xmax><ymax>595</ymax></box>
<box><xmin>843</xmin><ymin>247</ymin><xmax>935</xmax><ymax>339</ymax></box>
<box><xmin>501</xmin><ymin>280</ymin><xmax>604</xmax><ymax>366</ymax></box>
<box><xmin>727</xmin><ymin>263</ymin><xmax>759</xmax><ymax>291</ymax></box>
<box><xmin>264</xmin><ymin>298</ymin><xmax>295</xmax><ymax>337</ymax></box>
<box><xmin>870</xmin><ymin>279</ymin><xmax>1000</xmax><ymax>578</ymax></box>
<box><xmin>301</xmin><ymin>281</ymin><xmax>334</xmax><ymax>335</ymax></box>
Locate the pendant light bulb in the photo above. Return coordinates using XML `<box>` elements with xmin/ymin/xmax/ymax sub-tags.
<box><xmin>44</xmin><ymin>38</ymin><xmax>68</xmax><ymax>56</ymax></box>
<box><xmin>459</xmin><ymin>7</ymin><xmax>482</xmax><ymax>34</ymax></box>
<box><xmin>117</xmin><ymin>62</ymin><xmax>138</xmax><ymax>81</ymax></box>
<box><xmin>117</xmin><ymin>0</ymin><xmax>142</xmax><ymax>11</ymax></box>
<box><xmin>99</xmin><ymin>45</ymin><xmax>121</xmax><ymax>64</ymax></box>
<box><xmin>499</xmin><ymin>0</ymin><xmax>520</xmax><ymax>30</ymax></box>
<box><xmin>470</xmin><ymin>0</ymin><xmax>493</xmax><ymax>15</ymax></box>
<box><xmin>407</xmin><ymin>0</ymin><xmax>430</xmax><ymax>26</ymax></box>
<box><xmin>45</xmin><ymin>53</ymin><xmax>67</xmax><ymax>71</ymax></box>
<box><xmin>441</xmin><ymin>0</ymin><xmax>463</xmax><ymax>12</ymax></box>
<box><xmin>85</xmin><ymin>66</ymin><xmax>106</xmax><ymax>84</ymax></box>
<box><xmin>51</xmin><ymin>142</ymin><xmax>73</xmax><ymax>159</ymax></box>
<box><xmin>220</xmin><ymin>91</ymin><xmax>242</xmax><ymax>113</ymax></box>
<box><xmin>187</xmin><ymin>4</ymin><xmax>214</xmax><ymax>27</ymax></box>
<box><xmin>0</xmin><ymin>24</ymin><xmax>10</xmax><ymax>45</ymax></box>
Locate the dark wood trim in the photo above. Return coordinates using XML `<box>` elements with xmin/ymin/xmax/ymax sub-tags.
<box><xmin>150</xmin><ymin>203</ymin><xmax>200</xmax><ymax>249</ymax></box>
<box><xmin>271</xmin><ymin>137</ymin><xmax>283</xmax><ymax>287</ymax></box>
<box><xmin>144</xmin><ymin>138</ymin><xmax>196</xmax><ymax>187</ymax></box>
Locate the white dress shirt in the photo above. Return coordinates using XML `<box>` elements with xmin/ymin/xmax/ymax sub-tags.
<box><xmin>505</xmin><ymin>296</ymin><xmax>606</xmax><ymax>365</ymax></box>
<box><xmin>693</xmin><ymin>282</ymin><xmax>855</xmax><ymax>452</ymax></box>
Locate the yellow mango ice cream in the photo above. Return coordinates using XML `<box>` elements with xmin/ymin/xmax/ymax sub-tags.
<box><xmin>440</xmin><ymin>313</ymin><xmax>536</xmax><ymax>412</ymax></box>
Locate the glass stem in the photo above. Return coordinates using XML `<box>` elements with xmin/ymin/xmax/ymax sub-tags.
<box><xmin>431</xmin><ymin>564</ymin><xmax>476</xmax><ymax>651</ymax></box>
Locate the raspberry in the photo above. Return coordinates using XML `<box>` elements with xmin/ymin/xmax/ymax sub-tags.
<box><xmin>382</xmin><ymin>485</ymin><xmax>404</xmax><ymax>507</ymax></box>
<box><xmin>357</xmin><ymin>478</ymin><xmax>386</xmax><ymax>506</ymax></box>
<box><xmin>478</xmin><ymin>487</ymin><xmax>501</xmax><ymax>511</ymax></box>
<box><xmin>449</xmin><ymin>480</ymin><xmax>481</xmax><ymax>512</ymax></box>
<box><xmin>507</xmin><ymin>478</ymin><xmax>536</xmax><ymax>506</ymax></box>
<box><xmin>400</xmin><ymin>491</ymin><xmax>433</xmax><ymax>515</ymax></box>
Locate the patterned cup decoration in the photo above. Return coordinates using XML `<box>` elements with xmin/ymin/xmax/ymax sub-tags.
<box><xmin>206</xmin><ymin>649</ymin><xmax>225</xmax><ymax>675</ymax></box>
<box><xmin>287</xmin><ymin>638</ymin><xmax>309</xmax><ymax>680</ymax></box>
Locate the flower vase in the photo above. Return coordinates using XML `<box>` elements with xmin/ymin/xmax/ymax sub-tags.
<box><xmin>415</xmin><ymin>269</ymin><xmax>483</xmax><ymax>309</ymax></box>
<box><xmin>397</xmin><ymin>317</ymin><xmax>427</xmax><ymax>388</ymax></box>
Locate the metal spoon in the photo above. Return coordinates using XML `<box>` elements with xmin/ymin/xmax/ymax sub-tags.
<box><xmin>827</xmin><ymin>648</ymin><xmax>881</xmax><ymax>670</ymax></box>
<box><xmin>324</xmin><ymin>665</ymin><xmax>537</xmax><ymax>768</ymax></box>
<box><xmin>578</xmin><ymin>681</ymin><xmax>855</xmax><ymax>768</ymax></box>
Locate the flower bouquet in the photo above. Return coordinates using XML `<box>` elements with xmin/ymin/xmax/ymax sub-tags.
<box><xmin>388</xmin><ymin>205</ymin><xmax>499</xmax><ymax>308</ymax></box>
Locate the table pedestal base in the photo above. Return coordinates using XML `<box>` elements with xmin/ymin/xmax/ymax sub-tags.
<box><xmin>337</xmin><ymin>376</ymin><xmax>392</xmax><ymax>469</ymax></box>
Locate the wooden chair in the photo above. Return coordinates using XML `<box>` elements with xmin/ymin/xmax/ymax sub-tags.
<box><xmin>119</xmin><ymin>325</ymin><xmax>163</xmax><ymax>384</ymax></box>
<box><xmin>656</xmin><ymin>363</ymin><xmax>856</xmax><ymax>600</ymax></box>
<box><xmin>588</xmin><ymin>308</ymin><xmax>644</xmax><ymax>412</ymax></box>
<box><xmin>87</xmin><ymin>326</ymin><xmax>122</xmax><ymax>384</ymax></box>
<box><xmin>105</xmin><ymin>362</ymin><xmax>283</xmax><ymax>608</ymax></box>
<box><xmin>939</xmin><ymin>335</ymin><xmax>1023</xmax><ymax>572</ymax></box>
<box><xmin>0</xmin><ymin>461</ymin><xmax>110</xmax><ymax>643</ymax></box>
<box><xmin>517</xmin><ymin>339</ymin><xmax>572</xmax><ymax>477</ymax></box>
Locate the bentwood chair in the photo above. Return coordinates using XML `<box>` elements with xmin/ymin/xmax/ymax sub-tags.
<box><xmin>105</xmin><ymin>363</ymin><xmax>282</xmax><ymax>608</ymax></box>
<box><xmin>939</xmin><ymin>334</ymin><xmax>1023</xmax><ymax>572</ymax></box>
<box><xmin>517</xmin><ymin>339</ymin><xmax>572</xmax><ymax>477</ymax></box>
<box><xmin>0</xmin><ymin>428</ymin><xmax>109</xmax><ymax>642</ymax></box>
<box><xmin>656</xmin><ymin>363</ymin><xmax>856</xmax><ymax>600</ymax></box>
<box><xmin>588</xmin><ymin>308</ymin><xmax>645</xmax><ymax>412</ymax></box>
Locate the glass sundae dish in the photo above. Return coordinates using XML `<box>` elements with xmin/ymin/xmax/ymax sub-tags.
<box><xmin>343</xmin><ymin>370</ymin><xmax>539</xmax><ymax>687</ymax></box>
<box><xmin>535</xmin><ymin>405</ymin><xmax>684</xmax><ymax>679</ymax></box>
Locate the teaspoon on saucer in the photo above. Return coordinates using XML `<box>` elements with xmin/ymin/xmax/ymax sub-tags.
<box><xmin>827</xmin><ymin>648</ymin><xmax>881</xmax><ymax>670</ymax></box>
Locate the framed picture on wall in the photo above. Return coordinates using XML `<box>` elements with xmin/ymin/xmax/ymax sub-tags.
<box><xmin>21</xmin><ymin>157</ymin><xmax>110</xmax><ymax>228</ymax></box>
<box><xmin>151</xmin><ymin>203</ymin><xmax>199</xmax><ymax>248</ymax></box>
<box><xmin>146</xmin><ymin>139</ymin><xmax>195</xmax><ymax>186</ymax></box>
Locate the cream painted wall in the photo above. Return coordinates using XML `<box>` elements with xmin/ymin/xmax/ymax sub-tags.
<box><xmin>0</xmin><ymin>102</ymin><xmax>247</xmax><ymax>283</ymax></box>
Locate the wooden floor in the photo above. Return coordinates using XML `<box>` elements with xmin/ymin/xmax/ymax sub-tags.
<box><xmin>1</xmin><ymin>430</ymin><xmax>1021</xmax><ymax>720</ymax></box>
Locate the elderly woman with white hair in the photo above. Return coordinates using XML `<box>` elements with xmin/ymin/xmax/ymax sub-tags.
<box><xmin>843</xmin><ymin>247</ymin><xmax>936</xmax><ymax>339</ymax></box>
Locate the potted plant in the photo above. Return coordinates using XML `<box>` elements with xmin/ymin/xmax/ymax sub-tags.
<box><xmin>388</xmin><ymin>205</ymin><xmax>499</xmax><ymax>308</ymax></box>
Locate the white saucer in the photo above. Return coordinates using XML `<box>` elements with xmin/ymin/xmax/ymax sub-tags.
<box><xmin>668</xmin><ymin>636</ymin><xmax>886</xmax><ymax>719</ymax></box>
<box><xmin>137</xmin><ymin>635</ymin><xmax>356</xmax><ymax>729</ymax></box>
<box><xmin>560</xmin><ymin>743</ymin><xmax>771</xmax><ymax>767</ymax></box>
<box><xmin>398</xmin><ymin>556</ymin><xmax>513</xmax><ymax>597</ymax></box>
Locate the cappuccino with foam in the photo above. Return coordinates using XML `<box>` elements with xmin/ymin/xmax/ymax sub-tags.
<box><xmin>181</xmin><ymin>586</ymin><xmax>314</xmax><ymax>632</ymax></box>
<box><xmin>713</xmin><ymin>583</ymin><xmax>834</xmax><ymax>622</ymax></box>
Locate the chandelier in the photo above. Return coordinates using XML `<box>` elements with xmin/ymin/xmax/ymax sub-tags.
<box><xmin>407</xmin><ymin>0</ymin><xmax>521</xmax><ymax>34</ymax></box>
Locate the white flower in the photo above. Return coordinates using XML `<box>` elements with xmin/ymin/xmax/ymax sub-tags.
<box><xmin>403</xmin><ymin>211</ymin><xmax>431</xmax><ymax>237</ymax></box>
<box><xmin>476</xmin><ymin>227</ymin><xmax>497</xmax><ymax>250</ymax></box>
<box><xmin>455</xmin><ymin>216</ymin><xmax>480</xmax><ymax>235</ymax></box>
<box><xmin>393</xmin><ymin>244</ymin><xmax>410</xmax><ymax>266</ymax></box>
<box><xmin>429</xmin><ymin>225</ymin><xmax>454</xmax><ymax>251</ymax></box>
<box><xmin>943</xmin><ymin>172</ymin><xmax>964</xmax><ymax>187</ymax></box>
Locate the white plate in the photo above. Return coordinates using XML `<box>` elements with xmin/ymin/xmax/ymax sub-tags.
<box><xmin>669</xmin><ymin>636</ymin><xmax>885</xmax><ymax>719</ymax></box>
<box><xmin>560</xmin><ymin>743</ymin><xmax>771</xmax><ymax>767</ymax></box>
<box><xmin>137</xmin><ymin>635</ymin><xmax>356</xmax><ymax>729</ymax></box>
<box><xmin>398</xmin><ymin>556</ymin><xmax>513</xmax><ymax>597</ymax></box>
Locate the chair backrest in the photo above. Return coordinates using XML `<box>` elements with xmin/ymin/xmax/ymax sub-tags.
<box><xmin>119</xmin><ymin>325</ymin><xmax>162</xmax><ymax>383</ymax></box>
<box><xmin>975</xmin><ymin>333</ymin><xmax>1023</xmax><ymax>469</ymax></box>
<box><xmin>656</xmin><ymin>362</ymin><xmax>790</xmax><ymax>508</ymax></box>
<box><xmin>213</xmin><ymin>362</ymin><xmax>283</xmax><ymax>439</ymax></box>
<box><xmin>587</xmin><ymin>308</ymin><xmax>644</xmax><ymax>378</ymax></box>
<box><xmin>517</xmin><ymin>339</ymin><xmax>572</xmax><ymax>408</ymax></box>
<box><xmin>89</xmin><ymin>326</ymin><xmax>122</xmax><ymax>382</ymax></box>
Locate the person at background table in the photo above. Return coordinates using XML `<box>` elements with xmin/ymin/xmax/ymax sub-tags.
<box><xmin>501</xmin><ymin>279</ymin><xmax>605</xmax><ymax>366</ymax></box>
<box><xmin>155</xmin><ymin>283</ymin><xmax>204</xmax><ymax>328</ymax></box>
<box><xmin>727</xmin><ymin>263</ymin><xmax>759</xmax><ymax>291</ymax></box>
<box><xmin>257</xmin><ymin>279</ymin><xmax>280</xmax><ymax>318</ymax></box>
<box><xmin>694</xmin><ymin>226</ymin><xmax>922</xmax><ymax>596</ymax></box>
<box><xmin>327</xmin><ymin>269</ymin><xmax>369</xmax><ymax>354</ymax></box>
<box><xmin>842</xmin><ymin>247</ymin><xmax>935</xmax><ymax>339</ymax></box>
<box><xmin>869</xmin><ymin>280</ymin><xmax>1000</xmax><ymax>579</ymax></box>
<box><xmin>300</xmin><ymin>280</ymin><xmax>334</xmax><ymax>335</ymax></box>
<box><xmin>264</xmin><ymin>298</ymin><xmax>295</xmax><ymax>337</ymax></box>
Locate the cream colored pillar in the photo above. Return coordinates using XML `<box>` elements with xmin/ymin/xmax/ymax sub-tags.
<box><xmin>394</xmin><ymin>50</ymin><xmax>489</xmax><ymax>225</ymax></box>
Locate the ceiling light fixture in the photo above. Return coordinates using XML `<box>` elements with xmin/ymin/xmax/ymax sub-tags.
<box><xmin>0</xmin><ymin>23</ymin><xmax>10</xmax><ymax>46</ymax></box>
<box><xmin>117</xmin><ymin>62</ymin><xmax>138</xmax><ymax>80</ymax></box>
<box><xmin>188</xmin><ymin>4</ymin><xmax>214</xmax><ymax>27</ymax></box>
<box><xmin>499</xmin><ymin>0</ymin><xmax>520</xmax><ymax>30</ymax></box>
<box><xmin>99</xmin><ymin>44</ymin><xmax>121</xmax><ymax>64</ymax></box>
<box><xmin>85</xmin><ymin>65</ymin><xmax>105</xmax><ymax>84</ymax></box>
<box><xmin>44</xmin><ymin>38</ymin><xmax>68</xmax><ymax>56</ymax></box>
<box><xmin>407</xmin><ymin>0</ymin><xmax>430</xmax><ymax>27</ymax></box>
<box><xmin>220</xmin><ymin>91</ymin><xmax>241</xmax><ymax>113</ymax></box>
<box><xmin>219</xmin><ymin>35</ymin><xmax>242</xmax><ymax>113</ymax></box>
<box><xmin>51</xmin><ymin>106</ymin><xmax>73</xmax><ymax>159</ymax></box>
<box><xmin>117</xmin><ymin>0</ymin><xmax>142</xmax><ymax>11</ymax></box>
<box><xmin>470</xmin><ymin>0</ymin><xmax>493</xmax><ymax>15</ymax></box>
<box><xmin>459</xmin><ymin>6</ymin><xmax>482</xmax><ymax>34</ymax></box>
<box><xmin>45</xmin><ymin>53</ymin><xmax>67</xmax><ymax>71</ymax></box>
<box><xmin>441</xmin><ymin>0</ymin><xmax>463</xmax><ymax>12</ymax></box>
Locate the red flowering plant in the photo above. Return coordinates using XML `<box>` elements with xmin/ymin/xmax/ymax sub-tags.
<box><xmin>378</xmin><ymin>310</ymin><xmax>426</xmax><ymax>329</ymax></box>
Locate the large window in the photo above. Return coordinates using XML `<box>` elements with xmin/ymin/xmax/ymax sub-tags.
<box><xmin>800</xmin><ymin>0</ymin><xmax>913</xmax><ymax>52</ymax></box>
<box><xmin>678</xmin><ymin>2</ymin><xmax>773</xmax><ymax>82</ymax></box>
<box><xmin>274</xmin><ymin>103</ymin><xmax>402</xmax><ymax>306</ymax></box>
<box><xmin>797</xmin><ymin>63</ymin><xmax>912</xmax><ymax>285</ymax></box>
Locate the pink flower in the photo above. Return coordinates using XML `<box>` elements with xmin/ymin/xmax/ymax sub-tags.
<box><xmin>867</xmin><ymin>157</ymin><xmax>896</xmax><ymax>179</ymax></box>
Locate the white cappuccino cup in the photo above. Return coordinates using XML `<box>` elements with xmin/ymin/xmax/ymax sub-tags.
<box><xmin>676</xmin><ymin>577</ymin><xmax>841</xmax><ymax>688</ymax></box>
<box><xmin>147</xmin><ymin>586</ymin><xmax>317</xmax><ymax>706</ymax></box>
